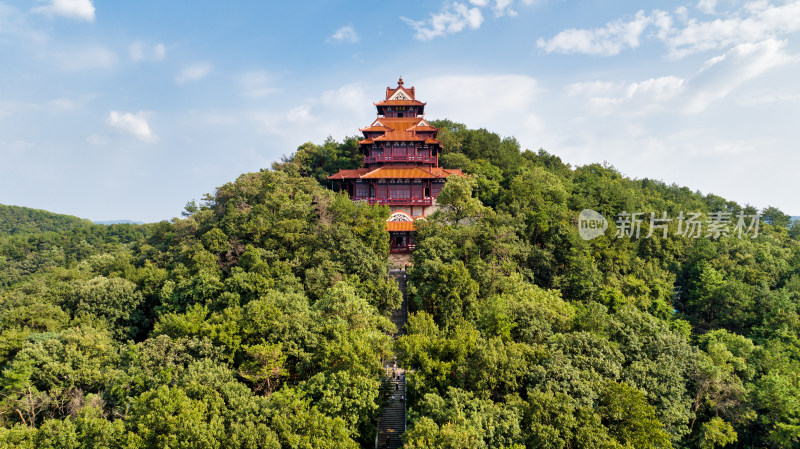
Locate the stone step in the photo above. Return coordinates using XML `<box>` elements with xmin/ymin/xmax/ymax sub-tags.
<box><xmin>377</xmin><ymin>270</ymin><xmax>409</xmax><ymax>448</ymax></box>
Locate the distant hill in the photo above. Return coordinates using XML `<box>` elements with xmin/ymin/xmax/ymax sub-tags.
<box><xmin>0</xmin><ymin>204</ymin><xmax>92</xmax><ymax>235</ymax></box>
<box><xmin>93</xmin><ymin>220</ymin><xmax>144</xmax><ymax>225</ymax></box>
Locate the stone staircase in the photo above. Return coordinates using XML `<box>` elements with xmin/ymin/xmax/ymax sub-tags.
<box><xmin>376</xmin><ymin>370</ymin><xmax>406</xmax><ymax>449</ymax></box>
<box><xmin>388</xmin><ymin>270</ymin><xmax>408</xmax><ymax>337</ymax></box>
<box><xmin>376</xmin><ymin>270</ymin><xmax>409</xmax><ymax>448</ymax></box>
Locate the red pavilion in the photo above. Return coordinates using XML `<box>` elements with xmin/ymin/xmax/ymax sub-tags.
<box><xmin>328</xmin><ymin>78</ymin><xmax>463</xmax><ymax>252</ymax></box>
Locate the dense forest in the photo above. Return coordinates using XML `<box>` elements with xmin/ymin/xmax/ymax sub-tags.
<box><xmin>1</xmin><ymin>121</ymin><xmax>799</xmax><ymax>448</ymax></box>
<box><xmin>0</xmin><ymin>205</ymin><xmax>93</xmax><ymax>236</ymax></box>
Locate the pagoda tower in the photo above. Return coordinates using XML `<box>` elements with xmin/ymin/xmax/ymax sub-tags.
<box><xmin>328</xmin><ymin>77</ymin><xmax>463</xmax><ymax>252</ymax></box>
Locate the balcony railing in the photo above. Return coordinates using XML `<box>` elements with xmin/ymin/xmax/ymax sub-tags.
<box><xmin>390</xmin><ymin>244</ymin><xmax>416</xmax><ymax>253</ymax></box>
<box><xmin>353</xmin><ymin>197</ymin><xmax>433</xmax><ymax>206</ymax></box>
<box><xmin>364</xmin><ymin>155</ymin><xmax>437</xmax><ymax>164</ymax></box>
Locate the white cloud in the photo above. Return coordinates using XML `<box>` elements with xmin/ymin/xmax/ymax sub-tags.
<box><xmin>564</xmin><ymin>40</ymin><xmax>791</xmax><ymax>116</ymax></box>
<box><xmin>567</xmin><ymin>76</ymin><xmax>686</xmax><ymax>116</ymax></box>
<box><xmin>536</xmin><ymin>1</ymin><xmax>800</xmax><ymax>59</ymax></box>
<box><xmin>675</xmin><ymin>6</ymin><xmax>689</xmax><ymax>22</ymax></box>
<box><xmin>320</xmin><ymin>83</ymin><xmax>372</xmax><ymax>114</ymax></box>
<box><xmin>402</xmin><ymin>2</ymin><xmax>484</xmax><ymax>41</ymax></box>
<box><xmin>536</xmin><ymin>10</ymin><xmax>657</xmax><ymax>55</ymax></box>
<box><xmin>543</xmin><ymin>102</ymin><xmax>793</xmax><ymax>211</ymax></box>
<box><xmin>1</xmin><ymin>3</ymin><xmax>48</xmax><ymax>43</ymax></box>
<box><xmin>286</xmin><ymin>105</ymin><xmax>312</xmax><ymax>123</ymax></box>
<box><xmin>421</xmin><ymin>74</ymin><xmax>539</xmax><ymax>116</ymax></box>
<box><xmin>402</xmin><ymin>0</ymin><xmax>540</xmax><ymax>38</ymax></box>
<box><xmin>493</xmin><ymin>0</ymin><xmax>517</xmax><ymax>17</ymax></box>
<box><xmin>419</xmin><ymin>74</ymin><xmax>542</xmax><ymax>144</ymax></box>
<box><xmin>238</xmin><ymin>71</ymin><xmax>278</xmax><ymax>98</ymax></box>
<box><xmin>154</xmin><ymin>44</ymin><xmax>166</xmax><ymax>60</ymax></box>
<box><xmin>328</xmin><ymin>26</ymin><xmax>359</xmax><ymax>43</ymax></box>
<box><xmin>651</xmin><ymin>10</ymin><xmax>674</xmax><ymax>40</ymax></box>
<box><xmin>107</xmin><ymin>111</ymin><xmax>158</xmax><ymax>142</ymax></box>
<box><xmin>567</xmin><ymin>80</ymin><xmax>620</xmax><ymax>97</ymax></box>
<box><xmin>697</xmin><ymin>0</ymin><xmax>717</xmax><ymax>14</ymax></box>
<box><xmin>32</xmin><ymin>0</ymin><xmax>95</xmax><ymax>22</ymax></box>
<box><xmin>665</xmin><ymin>1</ymin><xmax>800</xmax><ymax>58</ymax></box>
<box><xmin>685</xmin><ymin>39</ymin><xmax>793</xmax><ymax>112</ymax></box>
<box><xmin>627</xmin><ymin>76</ymin><xmax>686</xmax><ymax>101</ymax></box>
<box><xmin>250</xmin><ymin>76</ymin><xmax>543</xmax><ymax>160</ymax></box>
<box><xmin>250</xmin><ymin>83</ymin><xmax>372</xmax><ymax>146</ymax></box>
<box><xmin>130</xmin><ymin>41</ymin><xmax>166</xmax><ymax>62</ymax></box>
<box><xmin>175</xmin><ymin>63</ymin><xmax>213</xmax><ymax>84</ymax></box>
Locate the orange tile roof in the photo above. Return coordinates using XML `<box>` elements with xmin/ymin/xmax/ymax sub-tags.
<box><xmin>358</xmin><ymin>117</ymin><xmax>435</xmax><ymax>142</ymax></box>
<box><xmin>429</xmin><ymin>167</ymin><xmax>465</xmax><ymax>177</ymax></box>
<box><xmin>386</xmin><ymin>221</ymin><xmax>415</xmax><ymax>232</ymax></box>
<box><xmin>424</xmin><ymin>138</ymin><xmax>441</xmax><ymax>144</ymax></box>
<box><xmin>359</xmin><ymin>125</ymin><xmax>392</xmax><ymax>132</ymax></box>
<box><xmin>328</xmin><ymin>166</ymin><xmax>463</xmax><ymax>181</ymax></box>
<box><xmin>327</xmin><ymin>168</ymin><xmax>370</xmax><ymax>180</ymax></box>
<box><xmin>373</xmin><ymin>131</ymin><xmax>425</xmax><ymax>142</ymax></box>
<box><xmin>361</xmin><ymin>166</ymin><xmax>439</xmax><ymax>179</ymax></box>
<box><xmin>358</xmin><ymin>138</ymin><xmax>374</xmax><ymax>145</ymax></box>
<box><xmin>374</xmin><ymin>99</ymin><xmax>426</xmax><ymax>107</ymax></box>
<box><xmin>385</xmin><ymin>81</ymin><xmax>415</xmax><ymax>100</ymax></box>
<box><xmin>376</xmin><ymin>117</ymin><xmax>423</xmax><ymax>129</ymax></box>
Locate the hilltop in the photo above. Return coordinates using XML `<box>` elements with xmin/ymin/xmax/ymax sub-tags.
<box><xmin>0</xmin><ymin>204</ymin><xmax>93</xmax><ymax>235</ymax></box>
<box><xmin>0</xmin><ymin>121</ymin><xmax>798</xmax><ymax>448</ymax></box>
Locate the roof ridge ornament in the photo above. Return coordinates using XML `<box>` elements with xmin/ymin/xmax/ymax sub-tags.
<box><xmin>398</xmin><ymin>76</ymin><xmax>404</xmax><ymax>86</ymax></box>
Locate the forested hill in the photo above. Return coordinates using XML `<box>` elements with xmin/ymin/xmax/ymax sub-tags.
<box><xmin>1</xmin><ymin>121</ymin><xmax>799</xmax><ymax>448</ymax></box>
<box><xmin>0</xmin><ymin>204</ymin><xmax>93</xmax><ymax>235</ymax></box>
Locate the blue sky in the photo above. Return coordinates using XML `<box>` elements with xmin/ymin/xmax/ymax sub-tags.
<box><xmin>2</xmin><ymin>0</ymin><xmax>800</xmax><ymax>222</ymax></box>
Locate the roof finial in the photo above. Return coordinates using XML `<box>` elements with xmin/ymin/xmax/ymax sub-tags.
<box><xmin>397</xmin><ymin>76</ymin><xmax>404</xmax><ymax>86</ymax></box>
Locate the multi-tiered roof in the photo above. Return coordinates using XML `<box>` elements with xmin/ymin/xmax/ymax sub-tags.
<box><xmin>328</xmin><ymin>78</ymin><xmax>463</xmax><ymax>252</ymax></box>
<box><xmin>328</xmin><ymin>77</ymin><xmax>462</xmax><ymax>183</ymax></box>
